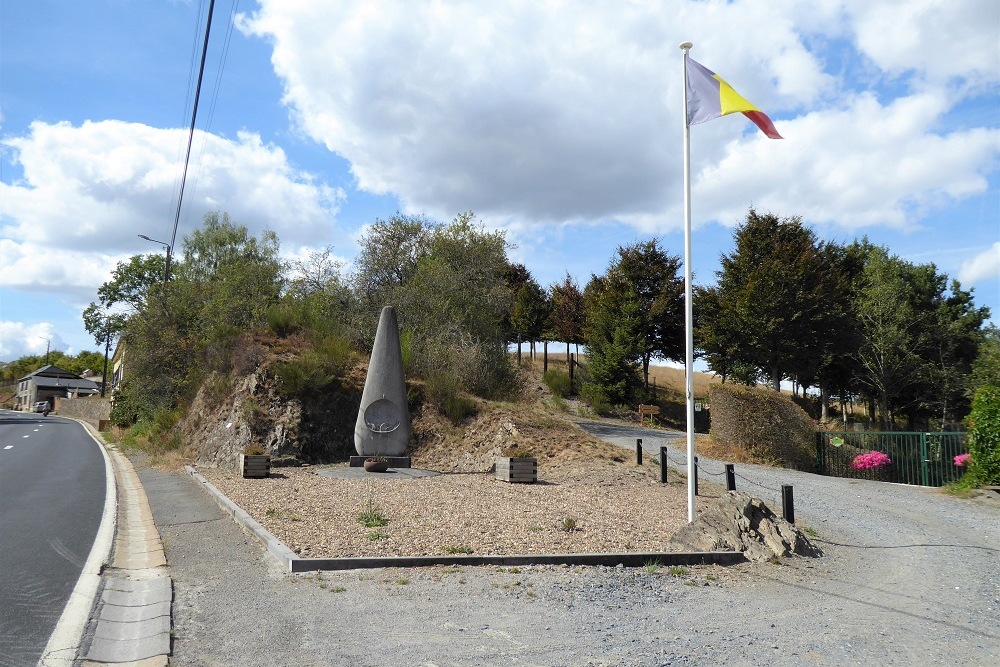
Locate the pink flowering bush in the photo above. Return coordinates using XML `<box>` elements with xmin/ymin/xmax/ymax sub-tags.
<box><xmin>953</xmin><ymin>453</ymin><xmax>971</xmax><ymax>467</ymax></box>
<box><xmin>851</xmin><ymin>451</ymin><xmax>892</xmax><ymax>470</ymax></box>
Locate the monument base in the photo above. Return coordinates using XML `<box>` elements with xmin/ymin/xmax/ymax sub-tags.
<box><xmin>350</xmin><ymin>456</ymin><xmax>411</xmax><ymax>469</ymax></box>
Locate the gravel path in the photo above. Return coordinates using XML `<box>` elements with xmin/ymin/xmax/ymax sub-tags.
<box><xmin>142</xmin><ymin>422</ymin><xmax>999</xmax><ymax>666</ymax></box>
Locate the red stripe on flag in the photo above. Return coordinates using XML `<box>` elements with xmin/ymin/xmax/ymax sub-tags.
<box><xmin>743</xmin><ymin>110</ymin><xmax>783</xmax><ymax>139</ymax></box>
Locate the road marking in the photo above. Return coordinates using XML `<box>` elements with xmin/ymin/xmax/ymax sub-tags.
<box><xmin>3</xmin><ymin>445</ymin><xmax>11</xmax><ymax>450</ymax></box>
<box><xmin>23</xmin><ymin>435</ymin><xmax>29</xmax><ymax>438</ymax></box>
<box><xmin>34</xmin><ymin>428</ymin><xmax>40</xmax><ymax>432</ymax></box>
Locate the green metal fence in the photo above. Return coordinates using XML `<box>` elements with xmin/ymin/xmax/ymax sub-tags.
<box><xmin>816</xmin><ymin>431</ymin><xmax>967</xmax><ymax>487</ymax></box>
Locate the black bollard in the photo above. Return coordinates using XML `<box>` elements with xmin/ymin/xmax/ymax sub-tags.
<box><xmin>694</xmin><ymin>455</ymin><xmax>699</xmax><ymax>496</ymax></box>
<box><xmin>726</xmin><ymin>464</ymin><xmax>736</xmax><ymax>491</ymax></box>
<box><xmin>660</xmin><ymin>446</ymin><xmax>668</xmax><ymax>483</ymax></box>
<box><xmin>636</xmin><ymin>439</ymin><xmax>643</xmax><ymax>465</ymax></box>
<box><xmin>782</xmin><ymin>485</ymin><xmax>795</xmax><ymax>524</ymax></box>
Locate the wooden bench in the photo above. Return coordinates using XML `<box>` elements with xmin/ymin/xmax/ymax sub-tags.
<box><xmin>638</xmin><ymin>404</ymin><xmax>660</xmax><ymax>425</ymax></box>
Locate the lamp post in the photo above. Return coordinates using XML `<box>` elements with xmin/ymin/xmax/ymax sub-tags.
<box><xmin>138</xmin><ymin>234</ymin><xmax>172</xmax><ymax>281</ymax></box>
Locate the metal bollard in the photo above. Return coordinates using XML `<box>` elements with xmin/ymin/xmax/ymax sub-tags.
<box><xmin>782</xmin><ymin>485</ymin><xmax>795</xmax><ymax>524</ymax></box>
<box><xmin>660</xmin><ymin>446</ymin><xmax>668</xmax><ymax>483</ymax></box>
<box><xmin>636</xmin><ymin>439</ymin><xmax>642</xmax><ymax>465</ymax></box>
<box><xmin>694</xmin><ymin>455</ymin><xmax>699</xmax><ymax>496</ymax></box>
<box><xmin>726</xmin><ymin>464</ymin><xmax>736</xmax><ymax>491</ymax></box>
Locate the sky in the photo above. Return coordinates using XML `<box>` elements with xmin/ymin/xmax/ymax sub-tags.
<box><xmin>1</xmin><ymin>0</ymin><xmax>998</xmax><ymax>363</ymax></box>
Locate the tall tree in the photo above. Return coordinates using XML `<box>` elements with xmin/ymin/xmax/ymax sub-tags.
<box><xmin>598</xmin><ymin>240</ymin><xmax>684</xmax><ymax>388</ymax></box>
<box><xmin>548</xmin><ymin>273</ymin><xmax>585</xmax><ymax>360</ymax></box>
<box><xmin>583</xmin><ymin>278</ymin><xmax>643</xmax><ymax>406</ymax></box>
<box><xmin>711</xmin><ymin>209</ymin><xmax>830</xmax><ymax>391</ymax></box>
<box><xmin>511</xmin><ymin>275</ymin><xmax>550</xmax><ymax>359</ymax></box>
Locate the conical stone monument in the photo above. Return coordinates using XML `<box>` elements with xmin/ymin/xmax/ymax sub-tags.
<box><xmin>353</xmin><ymin>306</ymin><xmax>410</xmax><ymax>463</ymax></box>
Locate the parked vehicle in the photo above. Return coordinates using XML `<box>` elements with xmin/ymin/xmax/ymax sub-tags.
<box><xmin>33</xmin><ymin>401</ymin><xmax>49</xmax><ymax>413</ymax></box>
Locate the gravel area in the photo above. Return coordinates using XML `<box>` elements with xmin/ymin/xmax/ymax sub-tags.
<box><xmin>198</xmin><ymin>459</ymin><xmax>691</xmax><ymax>558</ymax></box>
<box><xmin>147</xmin><ymin>421</ymin><xmax>999</xmax><ymax>665</ymax></box>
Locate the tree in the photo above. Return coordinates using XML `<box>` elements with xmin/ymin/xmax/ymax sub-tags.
<box><xmin>582</xmin><ymin>279</ymin><xmax>643</xmax><ymax>406</ymax></box>
<box><xmin>970</xmin><ymin>325</ymin><xmax>1000</xmax><ymax>396</ymax></box>
<box><xmin>511</xmin><ymin>275</ymin><xmax>550</xmax><ymax>360</ymax></box>
<box><xmin>710</xmin><ymin>209</ymin><xmax>831</xmax><ymax>391</ymax></box>
<box><xmin>594</xmin><ymin>240</ymin><xmax>684</xmax><ymax>388</ymax></box>
<box><xmin>353</xmin><ymin>212</ymin><xmax>433</xmax><ymax>300</ymax></box>
<box><xmin>548</xmin><ymin>273</ymin><xmax>585</xmax><ymax>361</ymax></box>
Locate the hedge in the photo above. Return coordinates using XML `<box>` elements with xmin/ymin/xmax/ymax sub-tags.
<box><xmin>709</xmin><ymin>383</ymin><xmax>816</xmax><ymax>471</ymax></box>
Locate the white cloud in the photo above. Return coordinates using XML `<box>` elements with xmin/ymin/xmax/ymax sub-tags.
<box><xmin>848</xmin><ymin>0</ymin><xmax>1000</xmax><ymax>85</ymax></box>
<box><xmin>958</xmin><ymin>242</ymin><xmax>1000</xmax><ymax>286</ymax></box>
<box><xmin>240</xmin><ymin>0</ymin><xmax>998</xmax><ymax>236</ymax></box>
<box><xmin>0</xmin><ymin>120</ymin><xmax>343</xmax><ymax>274</ymax></box>
<box><xmin>0</xmin><ymin>321</ymin><xmax>65</xmax><ymax>361</ymax></box>
<box><xmin>688</xmin><ymin>91</ymin><xmax>1000</xmax><ymax>232</ymax></box>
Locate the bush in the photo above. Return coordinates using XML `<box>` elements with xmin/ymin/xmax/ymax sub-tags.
<box><xmin>273</xmin><ymin>334</ymin><xmax>355</xmax><ymax>397</ymax></box>
<box><xmin>964</xmin><ymin>385</ymin><xmax>1000</xmax><ymax>486</ymax></box>
<box><xmin>580</xmin><ymin>382</ymin><xmax>612</xmax><ymax>417</ymax></box>
<box><xmin>708</xmin><ymin>384</ymin><xmax>816</xmax><ymax>471</ymax></box>
<box><xmin>543</xmin><ymin>369</ymin><xmax>572</xmax><ymax>397</ymax></box>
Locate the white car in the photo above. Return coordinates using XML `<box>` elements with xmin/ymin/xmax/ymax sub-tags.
<box><xmin>33</xmin><ymin>401</ymin><xmax>49</xmax><ymax>412</ymax></box>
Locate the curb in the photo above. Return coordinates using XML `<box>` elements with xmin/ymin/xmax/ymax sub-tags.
<box><xmin>184</xmin><ymin>465</ymin><xmax>747</xmax><ymax>573</ymax></box>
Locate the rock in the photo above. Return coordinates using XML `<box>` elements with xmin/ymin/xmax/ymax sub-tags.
<box><xmin>669</xmin><ymin>491</ymin><xmax>822</xmax><ymax>562</ymax></box>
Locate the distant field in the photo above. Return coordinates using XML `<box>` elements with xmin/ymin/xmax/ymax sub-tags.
<box><xmin>519</xmin><ymin>350</ymin><xmax>720</xmax><ymax>399</ymax></box>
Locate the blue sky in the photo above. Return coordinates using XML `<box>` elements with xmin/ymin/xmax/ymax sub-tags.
<box><xmin>1</xmin><ymin>0</ymin><xmax>998</xmax><ymax>362</ymax></box>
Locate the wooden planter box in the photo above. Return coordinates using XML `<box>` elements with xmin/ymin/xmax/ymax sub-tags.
<box><xmin>496</xmin><ymin>457</ymin><xmax>537</xmax><ymax>484</ymax></box>
<box><xmin>240</xmin><ymin>454</ymin><xmax>271</xmax><ymax>478</ymax></box>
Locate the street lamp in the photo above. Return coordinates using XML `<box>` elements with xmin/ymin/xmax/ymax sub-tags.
<box><xmin>138</xmin><ymin>234</ymin><xmax>172</xmax><ymax>281</ymax></box>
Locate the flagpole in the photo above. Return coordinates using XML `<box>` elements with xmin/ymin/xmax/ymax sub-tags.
<box><xmin>679</xmin><ymin>41</ymin><xmax>696</xmax><ymax>523</ymax></box>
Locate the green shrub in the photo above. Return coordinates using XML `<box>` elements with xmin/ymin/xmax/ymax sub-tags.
<box><xmin>580</xmin><ymin>382</ymin><xmax>612</xmax><ymax>416</ymax></box>
<box><xmin>543</xmin><ymin>369</ymin><xmax>572</xmax><ymax>397</ymax></box>
<box><xmin>708</xmin><ymin>384</ymin><xmax>816</xmax><ymax>471</ymax></box>
<box><xmin>273</xmin><ymin>334</ymin><xmax>355</xmax><ymax>396</ymax></box>
<box><xmin>441</xmin><ymin>392</ymin><xmax>478</xmax><ymax>423</ymax></box>
<box><xmin>964</xmin><ymin>385</ymin><xmax>1000</xmax><ymax>486</ymax></box>
<box><xmin>266</xmin><ymin>304</ymin><xmax>304</xmax><ymax>338</ymax></box>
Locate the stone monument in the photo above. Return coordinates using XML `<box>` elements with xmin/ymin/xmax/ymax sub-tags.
<box><xmin>352</xmin><ymin>306</ymin><xmax>411</xmax><ymax>467</ymax></box>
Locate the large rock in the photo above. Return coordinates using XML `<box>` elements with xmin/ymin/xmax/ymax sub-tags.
<box><xmin>670</xmin><ymin>491</ymin><xmax>822</xmax><ymax>562</ymax></box>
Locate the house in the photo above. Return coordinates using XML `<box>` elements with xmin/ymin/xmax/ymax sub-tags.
<box><xmin>15</xmin><ymin>365</ymin><xmax>100</xmax><ymax>411</ymax></box>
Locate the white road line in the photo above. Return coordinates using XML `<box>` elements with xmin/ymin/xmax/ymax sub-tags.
<box><xmin>23</xmin><ymin>435</ymin><xmax>29</xmax><ymax>438</ymax></box>
<box><xmin>3</xmin><ymin>445</ymin><xmax>12</xmax><ymax>450</ymax></box>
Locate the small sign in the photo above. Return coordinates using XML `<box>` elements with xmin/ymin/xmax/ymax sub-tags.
<box><xmin>830</xmin><ymin>437</ymin><xmax>844</xmax><ymax>447</ymax></box>
<box><xmin>694</xmin><ymin>402</ymin><xmax>703</xmax><ymax>412</ymax></box>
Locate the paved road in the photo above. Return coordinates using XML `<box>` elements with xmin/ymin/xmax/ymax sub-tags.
<box><xmin>0</xmin><ymin>412</ymin><xmax>106</xmax><ymax>667</ymax></box>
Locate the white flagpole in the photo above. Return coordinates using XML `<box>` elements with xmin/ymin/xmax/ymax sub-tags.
<box><xmin>679</xmin><ymin>41</ymin><xmax>696</xmax><ymax>523</ymax></box>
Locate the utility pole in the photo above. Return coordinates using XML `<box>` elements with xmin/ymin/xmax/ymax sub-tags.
<box><xmin>40</xmin><ymin>337</ymin><xmax>51</xmax><ymax>365</ymax></box>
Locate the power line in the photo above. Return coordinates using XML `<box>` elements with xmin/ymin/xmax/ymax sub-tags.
<box><xmin>167</xmin><ymin>0</ymin><xmax>217</xmax><ymax>280</ymax></box>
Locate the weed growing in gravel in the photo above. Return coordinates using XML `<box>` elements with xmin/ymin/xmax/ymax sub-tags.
<box><xmin>368</xmin><ymin>530</ymin><xmax>388</xmax><ymax>540</ymax></box>
<box><xmin>357</xmin><ymin>479</ymin><xmax>389</xmax><ymax>527</ymax></box>
<box><xmin>396</xmin><ymin>578</ymin><xmax>410</xmax><ymax>585</ymax></box>
<box><xmin>668</xmin><ymin>566</ymin><xmax>689</xmax><ymax>576</ymax></box>
<box><xmin>705</xmin><ymin>573</ymin><xmax>718</xmax><ymax>582</ymax></box>
<box><xmin>803</xmin><ymin>526</ymin><xmax>818</xmax><ymax>537</ymax></box>
<box><xmin>560</xmin><ymin>517</ymin><xmax>578</xmax><ymax>532</ymax></box>
<box><xmin>330</xmin><ymin>586</ymin><xmax>346</xmax><ymax>593</ymax></box>
<box><xmin>528</xmin><ymin>525</ymin><xmax>544</xmax><ymax>532</ymax></box>
<box><xmin>444</xmin><ymin>545</ymin><xmax>474</xmax><ymax>554</ymax></box>
<box><xmin>644</xmin><ymin>559</ymin><xmax>663</xmax><ymax>574</ymax></box>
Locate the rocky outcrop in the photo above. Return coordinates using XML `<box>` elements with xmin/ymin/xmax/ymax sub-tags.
<box><xmin>670</xmin><ymin>491</ymin><xmax>822</xmax><ymax>562</ymax></box>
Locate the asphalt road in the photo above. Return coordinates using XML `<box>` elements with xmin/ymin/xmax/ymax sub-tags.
<box><xmin>0</xmin><ymin>411</ymin><xmax>106</xmax><ymax>667</ymax></box>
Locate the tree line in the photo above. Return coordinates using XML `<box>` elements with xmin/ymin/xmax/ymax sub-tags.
<box><xmin>4</xmin><ymin>207</ymin><xmax>991</xmax><ymax>433</ymax></box>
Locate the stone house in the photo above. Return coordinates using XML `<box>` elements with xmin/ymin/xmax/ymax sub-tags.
<box><xmin>15</xmin><ymin>365</ymin><xmax>100</xmax><ymax>411</ymax></box>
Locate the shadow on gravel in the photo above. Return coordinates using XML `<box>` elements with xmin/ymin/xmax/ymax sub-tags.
<box><xmin>760</xmin><ymin>569</ymin><xmax>999</xmax><ymax>640</ymax></box>
<box><xmin>813</xmin><ymin>538</ymin><xmax>1000</xmax><ymax>553</ymax></box>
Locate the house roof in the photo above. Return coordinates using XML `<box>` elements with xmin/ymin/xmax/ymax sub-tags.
<box><xmin>33</xmin><ymin>376</ymin><xmax>100</xmax><ymax>392</ymax></box>
<box><xmin>18</xmin><ymin>365</ymin><xmax>82</xmax><ymax>382</ymax></box>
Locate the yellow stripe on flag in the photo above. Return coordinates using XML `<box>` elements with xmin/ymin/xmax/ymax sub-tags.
<box><xmin>714</xmin><ymin>74</ymin><xmax>760</xmax><ymax>116</ymax></box>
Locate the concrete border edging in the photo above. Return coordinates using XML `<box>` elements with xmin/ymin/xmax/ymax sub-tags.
<box><xmin>185</xmin><ymin>466</ymin><xmax>297</xmax><ymax>569</ymax></box>
<box><xmin>185</xmin><ymin>465</ymin><xmax>747</xmax><ymax>573</ymax></box>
